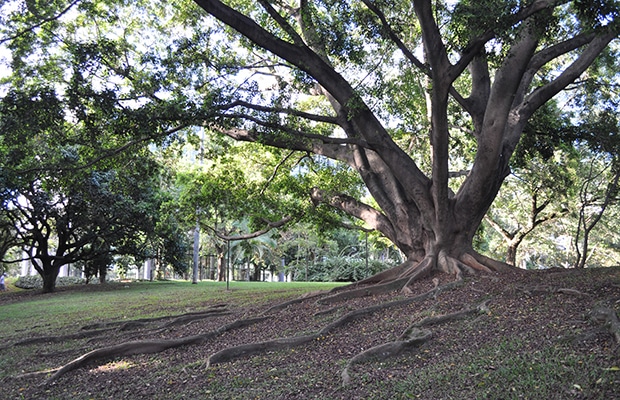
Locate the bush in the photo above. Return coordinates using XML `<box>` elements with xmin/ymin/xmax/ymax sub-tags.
<box><xmin>293</xmin><ymin>256</ymin><xmax>393</xmax><ymax>282</ymax></box>
<box><xmin>14</xmin><ymin>275</ymin><xmax>86</xmax><ymax>289</ymax></box>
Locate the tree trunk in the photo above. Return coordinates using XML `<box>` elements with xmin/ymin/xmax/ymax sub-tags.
<box><xmin>41</xmin><ymin>265</ymin><xmax>61</xmax><ymax>293</ymax></box>
<box><xmin>217</xmin><ymin>253</ymin><xmax>226</xmax><ymax>282</ymax></box>
<box><xmin>99</xmin><ymin>264</ymin><xmax>107</xmax><ymax>284</ymax></box>
<box><xmin>506</xmin><ymin>245</ymin><xmax>517</xmax><ymax>267</ymax></box>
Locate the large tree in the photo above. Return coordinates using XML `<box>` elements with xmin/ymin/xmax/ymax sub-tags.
<box><xmin>1</xmin><ymin>1</ymin><xmax>619</xmax><ymax>288</ymax></box>
<box><xmin>188</xmin><ymin>0</ymin><xmax>619</xmax><ymax>282</ymax></box>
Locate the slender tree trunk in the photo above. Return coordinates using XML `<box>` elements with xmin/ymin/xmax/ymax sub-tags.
<box><xmin>98</xmin><ymin>264</ymin><xmax>107</xmax><ymax>284</ymax></box>
<box><xmin>506</xmin><ymin>244</ymin><xmax>518</xmax><ymax>267</ymax></box>
<box><xmin>217</xmin><ymin>253</ymin><xmax>226</xmax><ymax>282</ymax></box>
<box><xmin>192</xmin><ymin>220</ymin><xmax>200</xmax><ymax>284</ymax></box>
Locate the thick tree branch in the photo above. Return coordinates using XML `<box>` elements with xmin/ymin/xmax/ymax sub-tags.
<box><xmin>310</xmin><ymin>188</ymin><xmax>397</xmax><ymax>244</ymax></box>
<box><xmin>455</xmin><ymin>0</ymin><xmax>565</xmax><ymax>80</ymax></box>
<box><xmin>520</xmin><ymin>30</ymin><xmax>618</xmax><ymax>121</ymax></box>
<box><xmin>221</xmin><ymin>100</ymin><xmax>338</xmax><ymax>125</ymax></box>
<box><xmin>211</xmin><ymin>125</ymin><xmax>357</xmax><ymax>166</ymax></box>
<box><xmin>412</xmin><ymin>0</ymin><xmax>450</xmax><ymax>81</ymax></box>
<box><xmin>194</xmin><ymin>0</ymin><xmax>433</xmax><ymax>210</ymax></box>
<box><xmin>193</xmin><ymin>0</ymin><xmax>353</xmax><ymax>105</ymax></box>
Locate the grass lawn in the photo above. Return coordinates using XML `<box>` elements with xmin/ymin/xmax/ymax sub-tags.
<box><xmin>0</xmin><ymin>280</ymin><xmax>344</xmax><ymax>338</ymax></box>
<box><xmin>0</xmin><ymin>270</ymin><xmax>619</xmax><ymax>399</ymax></box>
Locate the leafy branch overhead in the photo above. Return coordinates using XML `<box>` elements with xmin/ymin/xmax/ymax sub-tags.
<box><xmin>1</xmin><ymin>1</ymin><xmax>620</xmax><ymax>284</ymax></box>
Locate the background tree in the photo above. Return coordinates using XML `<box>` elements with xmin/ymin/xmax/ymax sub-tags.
<box><xmin>0</xmin><ymin>86</ymin><xmax>169</xmax><ymax>292</ymax></box>
<box><xmin>483</xmin><ymin>104</ymin><xmax>575</xmax><ymax>266</ymax></box>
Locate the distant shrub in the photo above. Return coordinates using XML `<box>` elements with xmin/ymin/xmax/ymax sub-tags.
<box><xmin>14</xmin><ymin>275</ymin><xmax>87</xmax><ymax>289</ymax></box>
<box><xmin>293</xmin><ymin>256</ymin><xmax>393</xmax><ymax>282</ymax></box>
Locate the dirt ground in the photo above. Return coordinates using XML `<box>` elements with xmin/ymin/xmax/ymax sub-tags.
<box><xmin>2</xmin><ymin>267</ymin><xmax>620</xmax><ymax>399</ymax></box>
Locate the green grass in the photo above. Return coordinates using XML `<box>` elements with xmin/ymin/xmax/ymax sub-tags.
<box><xmin>0</xmin><ymin>279</ymin><xmax>344</xmax><ymax>389</ymax></box>
<box><xmin>2</xmin><ymin>271</ymin><xmax>619</xmax><ymax>400</ymax></box>
<box><xmin>0</xmin><ymin>280</ymin><xmax>343</xmax><ymax>339</ymax></box>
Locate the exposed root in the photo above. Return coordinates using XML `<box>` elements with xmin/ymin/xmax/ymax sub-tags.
<box><xmin>16</xmin><ymin>368</ymin><xmax>61</xmax><ymax>380</ymax></box>
<box><xmin>517</xmin><ymin>285</ymin><xmax>589</xmax><ymax>297</ymax></box>
<box><xmin>41</xmin><ymin>316</ymin><xmax>269</xmax><ymax>386</ymax></box>
<box><xmin>207</xmin><ymin>334</ymin><xmax>319</xmax><ymax>367</ymax></box>
<box><xmin>460</xmin><ymin>253</ymin><xmax>493</xmax><ymax>273</ymax></box>
<box><xmin>13</xmin><ymin>328</ymin><xmax>117</xmax><ymax>347</ymax></box>
<box><xmin>13</xmin><ymin>307</ymin><xmax>233</xmax><ymax>349</ymax></box>
<box><xmin>313</xmin><ymin>306</ymin><xmax>342</xmax><ymax>317</ymax></box>
<box><xmin>590</xmin><ymin>306</ymin><xmax>620</xmax><ymax>345</ymax></box>
<box><xmin>158</xmin><ymin>310</ymin><xmax>233</xmax><ymax>329</ymax></box>
<box><xmin>317</xmin><ymin>276</ymin><xmax>411</xmax><ymax>305</ymax></box>
<box><xmin>319</xmin><ymin>295</ymin><xmax>430</xmax><ymax>336</ymax></box>
<box><xmin>45</xmin><ymin>337</ymin><xmax>207</xmax><ymax>386</ymax></box>
<box><xmin>327</xmin><ymin>261</ymin><xmax>416</xmax><ymax>293</ymax></box>
<box><xmin>207</xmin><ymin>282</ymin><xmax>462</xmax><ymax>367</ymax></box>
<box><xmin>80</xmin><ymin>304</ymin><xmax>228</xmax><ymax>330</ymax></box>
<box><xmin>408</xmin><ymin>300</ymin><xmax>491</xmax><ymax>328</ymax></box>
<box><xmin>341</xmin><ymin>328</ymin><xmax>432</xmax><ymax>386</ymax></box>
<box><xmin>556</xmin><ymin>288</ymin><xmax>588</xmax><ymax>297</ymax></box>
<box><xmin>32</xmin><ymin>267</ymin><xmax>465</xmax><ymax>386</ymax></box>
<box><xmin>320</xmin><ymin>252</ymin><xmax>503</xmax><ymax>305</ymax></box>
<box><xmin>341</xmin><ymin>299</ymin><xmax>491</xmax><ymax>386</ymax></box>
<box><xmin>262</xmin><ymin>291</ymin><xmax>325</xmax><ymax>314</ymax></box>
<box><xmin>471</xmin><ymin>252</ymin><xmax>517</xmax><ymax>273</ymax></box>
<box><xmin>401</xmin><ymin>257</ymin><xmax>434</xmax><ymax>292</ymax></box>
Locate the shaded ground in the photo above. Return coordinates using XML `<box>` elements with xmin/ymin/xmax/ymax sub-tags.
<box><xmin>1</xmin><ymin>267</ymin><xmax>620</xmax><ymax>399</ymax></box>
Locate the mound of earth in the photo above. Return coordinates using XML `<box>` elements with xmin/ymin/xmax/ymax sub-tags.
<box><xmin>2</xmin><ymin>267</ymin><xmax>620</xmax><ymax>399</ymax></box>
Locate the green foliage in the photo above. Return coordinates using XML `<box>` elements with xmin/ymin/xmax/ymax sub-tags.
<box><xmin>449</xmin><ymin>0</ymin><xmax>520</xmax><ymax>47</ymax></box>
<box><xmin>300</xmin><ymin>256</ymin><xmax>390</xmax><ymax>282</ymax></box>
<box><xmin>2</xmin><ymin>0</ymin><xmax>619</xmax><ymax>270</ymax></box>
<box><xmin>14</xmin><ymin>275</ymin><xmax>86</xmax><ymax>289</ymax></box>
<box><xmin>0</xmin><ymin>83</ymin><xmax>176</xmax><ymax>290</ymax></box>
<box><xmin>513</xmin><ymin>101</ymin><xmax>574</xmax><ymax>166</ymax></box>
<box><xmin>573</xmin><ymin>0</ymin><xmax>620</xmax><ymax>29</ymax></box>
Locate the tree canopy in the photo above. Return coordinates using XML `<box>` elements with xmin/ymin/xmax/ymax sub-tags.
<box><xmin>1</xmin><ymin>0</ymin><xmax>619</xmax><ymax>289</ymax></box>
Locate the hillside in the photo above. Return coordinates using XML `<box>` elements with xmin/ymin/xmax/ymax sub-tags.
<box><xmin>1</xmin><ymin>267</ymin><xmax>619</xmax><ymax>399</ymax></box>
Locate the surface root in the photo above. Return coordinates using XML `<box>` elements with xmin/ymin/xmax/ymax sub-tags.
<box><xmin>341</xmin><ymin>328</ymin><xmax>432</xmax><ymax>386</ymax></box>
<box><xmin>207</xmin><ymin>282</ymin><xmax>462</xmax><ymax>367</ymax></box>
<box><xmin>42</xmin><ymin>316</ymin><xmax>269</xmax><ymax>386</ymax></box>
<box><xmin>341</xmin><ymin>299</ymin><xmax>490</xmax><ymax>386</ymax></box>
<box><xmin>590</xmin><ymin>306</ymin><xmax>620</xmax><ymax>345</ymax></box>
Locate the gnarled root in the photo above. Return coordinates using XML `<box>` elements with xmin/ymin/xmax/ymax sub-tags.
<box><xmin>326</xmin><ymin>260</ymin><xmax>416</xmax><ymax>294</ymax></box>
<box><xmin>42</xmin><ymin>316</ymin><xmax>270</xmax><ymax>386</ymax></box>
<box><xmin>320</xmin><ymin>251</ymin><xmax>511</xmax><ymax>305</ymax></box>
<box><xmin>207</xmin><ymin>334</ymin><xmax>318</xmax><ymax>367</ymax></box>
<box><xmin>317</xmin><ymin>276</ymin><xmax>411</xmax><ymax>305</ymax></box>
<box><xmin>341</xmin><ymin>328</ymin><xmax>432</xmax><ymax>386</ymax></box>
<box><xmin>14</xmin><ymin>328</ymin><xmax>117</xmax><ymax>347</ymax></box>
<box><xmin>341</xmin><ymin>299</ymin><xmax>491</xmax><ymax>386</ymax></box>
<box><xmin>207</xmin><ymin>282</ymin><xmax>462</xmax><ymax>368</ymax></box>
<box><xmin>45</xmin><ymin>338</ymin><xmax>206</xmax><ymax>386</ymax></box>
<box><xmin>410</xmin><ymin>299</ymin><xmax>491</xmax><ymax>328</ymax></box>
